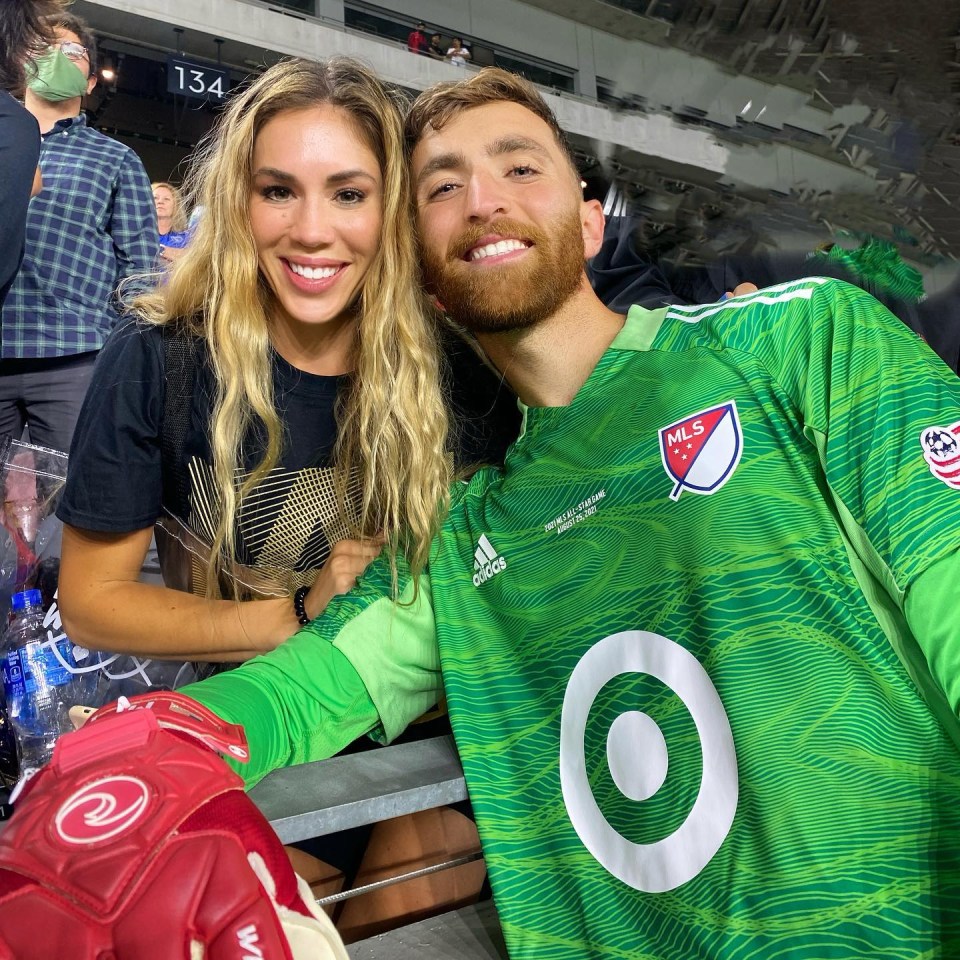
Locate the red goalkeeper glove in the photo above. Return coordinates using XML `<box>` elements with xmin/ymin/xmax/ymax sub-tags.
<box><xmin>0</xmin><ymin>692</ymin><xmax>348</xmax><ymax>960</ymax></box>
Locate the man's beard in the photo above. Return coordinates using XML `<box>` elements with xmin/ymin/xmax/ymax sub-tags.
<box><xmin>421</xmin><ymin>210</ymin><xmax>585</xmax><ymax>334</ymax></box>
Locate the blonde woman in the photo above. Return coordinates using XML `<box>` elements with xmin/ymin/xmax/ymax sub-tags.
<box><xmin>57</xmin><ymin>56</ymin><xmax>452</xmax><ymax>668</ymax></box>
<box><xmin>152</xmin><ymin>179</ymin><xmax>190</xmax><ymax>265</ymax></box>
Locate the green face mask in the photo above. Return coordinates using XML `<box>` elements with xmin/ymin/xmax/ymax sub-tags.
<box><xmin>26</xmin><ymin>48</ymin><xmax>89</xmax><ymax>102</ymax></box>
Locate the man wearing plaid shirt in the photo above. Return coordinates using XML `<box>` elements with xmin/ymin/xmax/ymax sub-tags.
<box><xmin>0</xmin><ymin>12</ymin><xmax>156</xmax><ymax>454</ymax></box>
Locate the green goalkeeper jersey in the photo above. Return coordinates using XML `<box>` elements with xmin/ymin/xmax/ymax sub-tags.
<box><xmin>190</xmin><ymin>278</ymin><xmax>960</xmax><ymax>959</ymax></box>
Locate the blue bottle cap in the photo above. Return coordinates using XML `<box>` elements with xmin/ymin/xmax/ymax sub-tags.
<box><xmin>10</xmin><ymin>590</ymin><xmax>42</xmax><ymax>612</ymax></box>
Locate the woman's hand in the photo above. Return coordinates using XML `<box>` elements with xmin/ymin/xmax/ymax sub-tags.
<box><xmin>303</xmin><ymin>538</ymin><xmax>385</xmax><ymax>621</ymax></box>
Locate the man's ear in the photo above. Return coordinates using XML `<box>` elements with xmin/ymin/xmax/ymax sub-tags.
<box><xmin>85</xmin><ymin>74</ymin><xmax>98</xmax><ymax>96</ymax></box>
<box><xmin>580</xmin><ymin>198</ymin><xmax>605</xmax><ymax>260</ymax></box>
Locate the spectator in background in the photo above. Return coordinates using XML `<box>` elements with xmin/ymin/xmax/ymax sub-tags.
<box><xmin>427</xmin><ymin>32</ymin><xmax>445</xmax><ymax>60</ymax></box>
<box><xmin>153</xmin><ymin>180</ymin><xmax>190</xmax><ymax>267</ymax></box>
<box><xmin>0</xmin><ymin>0</ymin><xmax>65</xmax><ymax>308</ymax></box>
<box><xmin>0</xmin><ymin>12</ymin><xmax>157</xmax><ymax>453</ymax></box>
<box><xmin>406</xmin><ymin>21</ymin><xmax>428</xmax><ymax>55</ymax></box>
<box><xmin>445</xmin><ymin>37</ymin><xmax>471</xmax><ymax>67</ymax></box>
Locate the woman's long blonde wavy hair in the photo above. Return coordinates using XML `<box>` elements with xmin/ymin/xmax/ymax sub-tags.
<box><xmin>132</xmin><ymin>57</ymin><xmax>451</xmax><ymax>597</ymax></box>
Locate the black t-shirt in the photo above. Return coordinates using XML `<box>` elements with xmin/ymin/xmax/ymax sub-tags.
<box><xmin>0</xmin><ymin>92</ymin><xmax>40</xmax><ymax>309</ymax></box>
<box><xmin>58</xmin><ymin>319</ymin><xmax>522</xmax><ymax>582</ymax></box>
<box><xmin>58</xmin><ymin>320</ymin><xmax>349</xmax><ymax>584</ymax></box>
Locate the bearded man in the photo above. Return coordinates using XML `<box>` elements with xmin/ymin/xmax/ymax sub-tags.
<box><xmin>7</xmin><ymin>69</ymin><xmax>960</xmax><ymax>960</ymax></box>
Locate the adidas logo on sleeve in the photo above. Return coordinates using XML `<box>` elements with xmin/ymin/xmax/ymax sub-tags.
<box><xmin>473</xmin><ymin>534</ymin><xmax>507</xmax><ymax>587</ymax></box>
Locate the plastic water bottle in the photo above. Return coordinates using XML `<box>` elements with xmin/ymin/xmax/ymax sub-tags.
<box><xmin>0</xmin><ymin>590</ymin><xmax>91</xmax><ymax>770</ymax></box>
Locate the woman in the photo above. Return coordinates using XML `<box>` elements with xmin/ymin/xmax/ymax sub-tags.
<box><xmin>0</xmin><ymin>0</ymin><xmax>66</xmax><ymax>307</ymax></box>
<box><xmin>57</xmin><ymin>54</ymin><xmax>500</xmax><ymax>938</ymax></box>
<box><xmin>152</xmin><ymin>180</ymin><xmax>191</xmax><ymax>266</ymax></box>
<box><xmin>57</xmin><ymin>55</ymin><xmax>452</xmax><ymax>664</ymax></box>
<box><xmin>445</xmin><ymin>37</ymin><xmax>471</xmax><ymax>67</ymax></box>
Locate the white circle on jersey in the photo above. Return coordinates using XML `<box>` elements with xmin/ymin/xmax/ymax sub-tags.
<box><xmin>559</xmin><ymin>630</ymin><xmax>738</xmax><ymax>893</ymax></box>
<box><xmin>607</xmin><ymin>710</ymin><xmax>668</xmax><ymax>802</ymax></box>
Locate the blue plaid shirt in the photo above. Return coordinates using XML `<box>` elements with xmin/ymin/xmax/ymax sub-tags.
<box><xmin>1</xmin><ymin>114</ymin><xmax>158</xmax><ymax>359</ymax></box>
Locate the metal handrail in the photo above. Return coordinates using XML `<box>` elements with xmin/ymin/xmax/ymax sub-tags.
<box><xmin>316</xmin><ymin>851</ymin><xmax>485</xmax><ymax>906</ymax></box>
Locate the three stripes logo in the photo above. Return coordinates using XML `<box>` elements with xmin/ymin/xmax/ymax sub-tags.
<box><xmin>472</xmin><ymin>534</ymin><xmax>506</xmax><ymax>587</ymax></box>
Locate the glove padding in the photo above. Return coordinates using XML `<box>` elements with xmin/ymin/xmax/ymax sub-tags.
<box><xmin>0</xmin><ymin>692</ymin><xmax>348</xmax><ymax>960</ymax></box>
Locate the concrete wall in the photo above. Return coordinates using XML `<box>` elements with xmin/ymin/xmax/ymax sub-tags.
<box><xmin>83</xmin><ymin>0</ymin><xmax>878</xmax><ymax>198</ymax></box>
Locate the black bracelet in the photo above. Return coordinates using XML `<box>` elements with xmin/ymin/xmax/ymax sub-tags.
<box><xmin>293</xmin><ymin>585</ymin><xmax>310</xmax><ymax>626</ymax></box>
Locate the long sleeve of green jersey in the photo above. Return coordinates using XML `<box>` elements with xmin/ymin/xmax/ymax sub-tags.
<box><xmin>744</xmin><ymin>279</ymin><xmax>960</xmax><ymax>721</ymax></box>
<box><xmin>906</xmin><ymin>550</ymin><xmax>960</xmax><ymax>713</ymax></box>
<box><xmin>183</xmin><ymin>557</ymin><xmax>443</xmax><ymax>789</ymax></box>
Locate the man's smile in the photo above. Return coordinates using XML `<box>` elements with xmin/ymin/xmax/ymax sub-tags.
<box><xmin>464</xmin><ymin>236</ymin><xmax>532</xmax><ymax>263</ymax></box>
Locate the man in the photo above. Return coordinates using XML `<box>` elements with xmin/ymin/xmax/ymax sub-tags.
<box><xmin>407</xmin><ymin>21</ymin><xmax>428</xmax><ymax>55</ymax></box>
<box><xmin>0</xmin><ymin>13</ymin><xmax>156</xmax><ymax>453</ymax></box>
<box><xmin>11</xmin><ymin>70</ymin><xmax>960</xmax><ymax>957</ymax></box>
<box><xmin>427</xmin><ymin>32</ymin><xmax>445</xmax><ymax>59</ymax></box>
<box><xmin>180</xmin><ymin>68</ymin><xmax>960</xmax><ymax>955</ymax></box>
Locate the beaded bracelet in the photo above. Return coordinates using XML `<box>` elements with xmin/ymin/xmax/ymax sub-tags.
<box><xmin>293</xmin><ymin>585</ymin><xmax>310</xmax><ymax>626</ymax></box>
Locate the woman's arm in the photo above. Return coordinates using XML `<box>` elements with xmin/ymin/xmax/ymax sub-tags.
<box><xmin>58</xmin><ymin>525</ymin><xmax>385</xmax><ymax>661</ymax></box>
<box><xmin>58</xmin><ymin>524</ymin><xmax>300</xmax><ymax>661</ymax></box>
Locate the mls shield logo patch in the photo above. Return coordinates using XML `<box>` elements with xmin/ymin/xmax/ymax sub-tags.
<box><xmin>659</xmin><ymin>401</ymin><xmax>743</xmax><ymax>501</ymax></box>
<box><xmin>919</xmin><ymin>420</ymin><xmax>960</xmax><ymax>490</ymax></box>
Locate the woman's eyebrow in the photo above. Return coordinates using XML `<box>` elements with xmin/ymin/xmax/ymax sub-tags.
<box><xmin>326</xmin><ymin>169</ymin><xmax>379</xmax><ymax>186</ymax></box>
<box><xmin>252</xmin><ymin>166</ymin><xmax>296</xmax><ymax>183</ymax></box>
<box><xmin>251</xmin><ymin>167</ymin><xmax>378</xmax><ymax>186</ymax></box>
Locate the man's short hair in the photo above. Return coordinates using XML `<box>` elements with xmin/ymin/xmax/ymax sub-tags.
<box><xmin>404</xmin><ymin>67</ymin><xmax>578</xmax><ymax>176</ymax></box>
<box><xmin>49</xmin><ymin>10</ymin><xmax>97</xmax><ymax>74</ymax></box>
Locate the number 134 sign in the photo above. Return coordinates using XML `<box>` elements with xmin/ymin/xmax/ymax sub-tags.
<box><xmin>166</xmin><ymin>55</ymin><xmax>230</xmax><ymax>102</ymax></box>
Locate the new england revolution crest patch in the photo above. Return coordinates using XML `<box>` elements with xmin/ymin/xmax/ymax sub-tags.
<box><xmin>659</xmin><ymin>401</ymin><xmax>743</xmax><ymax>502</ymax></box>
<box><xmin>919</xmin><ymin>420</ymin><xmax>960</xmax><ymax>491</ymax></box>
